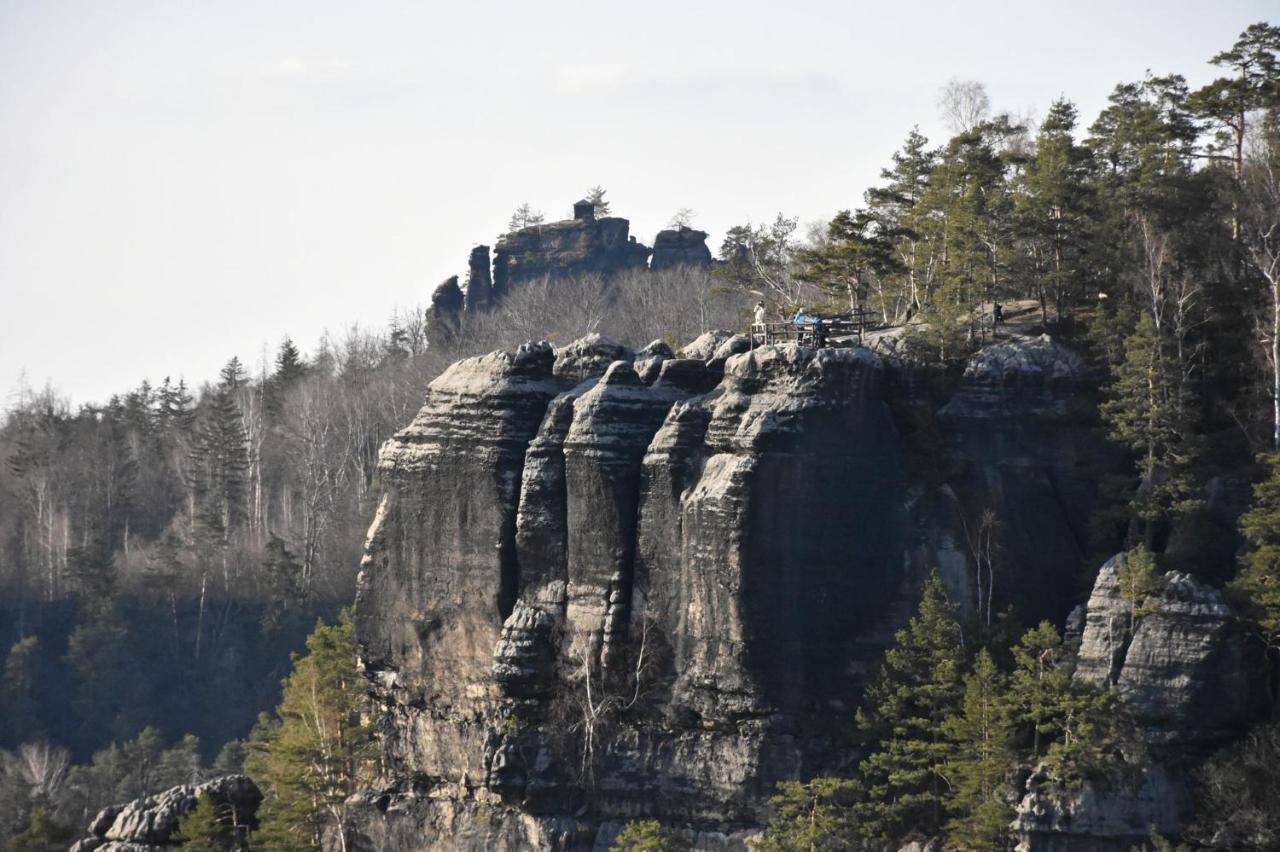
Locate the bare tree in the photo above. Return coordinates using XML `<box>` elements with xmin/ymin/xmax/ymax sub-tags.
<box><xmin>668</xmin><ymin>208</ymin><xmax>696</xmax><ymax>229</ymax></box>
<box><xmin>938</xmin><ymin>78</ymin><xmax>991</xmax><ymax>135</ymax></box>
<box><xmin>1243</xmin><ymin>125</ymin><xmax>1280</xmax><ymax>448</ymax></box>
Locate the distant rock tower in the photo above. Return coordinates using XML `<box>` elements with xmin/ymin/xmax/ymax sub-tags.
<box><xmin>464</xmin><ymin>245</ymin><xmax>493</xmax><ymax>312</ymax></box>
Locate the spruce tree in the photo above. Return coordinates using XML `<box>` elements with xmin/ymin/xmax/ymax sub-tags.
<box><xmin>943</xmin><ymin>649</ymin><xmax>1016</xmax><ymax>851</ymax></box>
<box><xmin>189</xmin><ymin>387</ymin><xmax>249</xmax><ymax>537</ymax></box>
<box><xmin>854</xmin><ymin>573</ymin><xmax>964</xmax><ymax>843</ymax></box>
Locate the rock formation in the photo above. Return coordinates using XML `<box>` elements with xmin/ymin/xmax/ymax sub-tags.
<box><xmin>464</xmin><ymin>245</ymin><xmax>493</xmax><ymax>311</ymax></box>
<box><xmin>351</xmin><ymin>332</ymin><xmax>1109</xmax><ymax>850</ymax></box>
<box><xmin>1012</xmin><ymin>554</ymin><xmax>1250</xmax><ymax>851</ymax></box>
<box><xmin>427</xmin><ymin>275</ymin><xmax>465</xmax><ymax>343</ymax></box>
<box><xmin>71</xmin><ymin>775</ymin><xmax>260</xmax><ymax>852</ymax></box>
<box><xmin>492</xmin><ymin>202</ymin><xmax>651</xmax><ymax>295</ymax></box>
<box><xmin>423</xmin><ymin>202</ymin><xmax>713</xmax><ymax>340</ymax></box>
<box><xmin>650</xmin><ymin>226</ymin><xmax>713</xmax><ymax>270</ymax></box>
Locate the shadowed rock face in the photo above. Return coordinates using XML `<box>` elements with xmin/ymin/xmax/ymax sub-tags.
<box><xmin>492</xmin><ymin>216</ymin><xmax>651</xmax><ymax>294</ymax></box>
<box><xmin>650</xmin><ymin>226</ymin><xmax>713</xmax><ymax>270</ymax></box>
<box><xmin>351</xmin><ymin>334</ymin><xmax>1121</xmax><ymax>850</ymax></box>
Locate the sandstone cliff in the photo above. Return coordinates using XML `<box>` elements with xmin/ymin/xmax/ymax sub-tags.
<box><xmin>351</xmin><ymin>332</ymin><xmax>1108</xmax><ymax>850</ymax></box>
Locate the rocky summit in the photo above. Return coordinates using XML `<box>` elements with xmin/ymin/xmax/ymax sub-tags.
<box><xmin>347</xmin><ymin>331</ymin><xmax>1152</xmax><ymax>851</ymax></box>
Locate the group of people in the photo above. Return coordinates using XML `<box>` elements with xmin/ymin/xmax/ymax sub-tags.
<box><xmin>752</xmin><ymin>301</ymin><xmax>829</xmax><ymax>348</ymax></box>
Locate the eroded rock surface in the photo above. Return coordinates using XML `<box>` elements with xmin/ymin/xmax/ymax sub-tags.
<box><xmin>352</xmin><ymin>333</ymin><xmax>1118</xmax><ymax>850</ymax></box>
<box><xmin>71</xmin><ymin>775</ymin><xmax>260</xmax><ymax>852</ymax></box>
<box><xmin>1013</xmin><ymin>553</ymin><xmax>1249</xmax><ymax>851</ymax></box>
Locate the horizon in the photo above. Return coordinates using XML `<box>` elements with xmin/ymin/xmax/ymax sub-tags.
<box><xmin>2</xmin><ymin>0</ymin><xmax>1274</xmax><ymax>408</ymax></box>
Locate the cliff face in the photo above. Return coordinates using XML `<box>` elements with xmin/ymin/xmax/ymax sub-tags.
<box><xmin>351</xmin><ymin>333</ymin><xmax>1114</xmax><ymax>850</ymax></box>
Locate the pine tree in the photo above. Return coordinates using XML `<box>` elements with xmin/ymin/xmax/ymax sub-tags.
<box><xmin>1</xmin><ymin>637</ymin><xmax>41</xmax><ymax>742</ymax></box>
<box><xmin>246</xmin><ymin>614</ymin><xmax>377</xmax><ymax>852</ymax></box>
<box><xmin>1016</xmin><ymin>98</ymin><xmax>1095</xmax><ymax>326</ymax></box>
<box><xmin>1116</xmin><ymin>547</ymin><xmax>1161</xmax><ymax>633</ymax></box>
<box><xmin>1006</xmin><ymin>622</ymin><xmax>1126</xmax><ymax>782</ymax></box>
<box><xmin>1189</xmin><ymin>23</ymin><xmax>1280</xmax><ymax>238</ymax></box>
<box><xmin>863</xmin><ymin>126</ymin><xmax>937</xmax><ymax>320</ymax></box>
<box><xmin>173</xmin><ymin>793</ymin><xmax>243</xmax><ymax>851</ymax></box>
<box><xmin>854</xmin><ymin>573</ymin><xmax>965</xmax><ymax>843</ymax></box>
<box><xmin>508</xmin><ymin>202</ymin><xmax>545</xmax><ymax>232</ymax></box>
<box><xmin>943</xmin><ymin>650</ymin><xmax>1016</xmax><ymax>851</ymax></box>
<box><xmin>611</xmin><ymin>819</ymin><xmax>689</xmax><ymax>851</ymax></box>
<box><xmin>1100</xmin><ymin>313</ymin><xmax>1201</xmax><ymax>540</ymax></box>
<box><xmin>585</xmin><ymin>185</ymin><xmax>612</xmax><ymax>216</ymax></box>
<box><xmin>756</xmin><ymin>778</ymin><xmax>861</xmax><ymax>851</ymax></box>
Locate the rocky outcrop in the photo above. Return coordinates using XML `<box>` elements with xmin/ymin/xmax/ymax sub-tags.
<box><xmin>1013</xmin><ymin>553</ymin><xmax>1250</xmax><ymax>851</ymax></box>
<box><xmin>1074</xmin><ymin>554</ymin><xmax>1247</xmax><ymax>743</ymax></box>
<box><xmin>351</xmin><ymin>333</ymin><xmax>1120</xmax><ymax>850</ymax></box>
<box><xmin>650</xmin><ymin>227</ymin><xmax>712</xmax><ymax>270</ymax></box>
<box><xmin>1012</xmin><ymin>763</ymin><xmax>1186</xmax><ymax>852</ymax></box>
<box><xmin>427</xmin><ymin>275</ymin><xmax>465</xmax><ymax>343</ymax></box>
<box><xmin>71</xmin><ymin>775</ymin><xmax>260</xmax><ymax>852</ymax></box>
<box><xmin>465</xmin><ymin>245</ymin><xmax>493</xmax><ymax>311</ymax></box>
<box><xmin>493</xmin><ymin>214</ymin><xmax>650</xmax><ymax>294</ymax></box>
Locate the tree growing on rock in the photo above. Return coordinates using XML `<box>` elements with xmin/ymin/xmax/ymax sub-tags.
<box><xmin>508</xmin><ymin>202</ymin><xmax>545</xmax><ymax>232</ymax></box>
<box><xmin>173</xmin><ymin>793</ymin><xmax>246</xmax><ymax>851</ymax></box>
<box><xmin>585</xmin><ymin>185</ymin><xmax>612</xmax><ymax>216</ymax></box>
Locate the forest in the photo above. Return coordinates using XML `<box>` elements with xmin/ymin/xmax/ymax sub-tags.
<box><xmin>4</xmin><ymin>19</ymin><xmax>1280</xmax><ymax>851</ymax></box>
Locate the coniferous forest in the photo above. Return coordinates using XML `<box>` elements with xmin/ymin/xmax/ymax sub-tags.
<box><xmin>4</xmin><ymin>18</ymin><xmax>1280</xmax><ymax>852</ymax></box>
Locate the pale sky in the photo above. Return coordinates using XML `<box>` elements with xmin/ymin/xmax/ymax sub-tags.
<box><xmin>1</xmin><ymin>1</ymin><xmax>1273</xmax><ymax>407</ymax></box>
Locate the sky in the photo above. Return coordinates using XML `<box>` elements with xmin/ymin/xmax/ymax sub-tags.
<box><xmin>1</xmin><ymin>0</ymin><xmax>1274</xmax><ymax>407</ymax></box>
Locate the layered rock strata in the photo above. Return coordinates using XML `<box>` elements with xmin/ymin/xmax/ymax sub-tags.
<box><xmin>352</xmin><ymin>333</ymin><xmax>1113</xmax><ymax>850</ymax></box>
<box><xmin>1013</xmin><ymin>554</ymin><xmax>1249</xmax><ymax>851</ymax></box>
<box><xmin>354</xmin><ymin>338</ymin><xmax>914</xmax><ymax>849</ymax></box>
